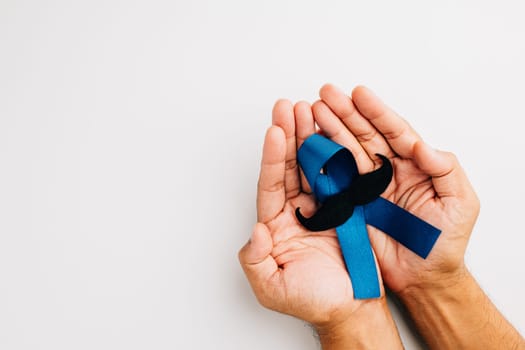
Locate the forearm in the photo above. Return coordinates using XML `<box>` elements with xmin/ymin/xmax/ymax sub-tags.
<box><xmin>316</xmin><ymin>299</ymin><xmax>404</xmax><ymax>350</ymax></box>
<box><xmin>399</xmin><ymin>267</ymin><xmax>525</xmax><ymax>350</ymax></box>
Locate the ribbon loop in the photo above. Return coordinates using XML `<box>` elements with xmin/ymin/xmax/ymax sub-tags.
<box><xmin>296</xmin><ymin>134</ymin><xmax>441</xmax><ymax>299</ymax></box>
<box><xmin>297</xmin><ymin>134</ymin><xmax>357</xmax><ymax>202</ymax></box>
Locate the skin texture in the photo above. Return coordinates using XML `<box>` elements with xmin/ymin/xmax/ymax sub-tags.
<box><xmin>239</xmin><ymin>84</ymin><xmax>525</xmax><ymax>349</ymax></box>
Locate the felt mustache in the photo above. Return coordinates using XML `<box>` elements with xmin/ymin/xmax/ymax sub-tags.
<box><xmin>295</xmin><ymin>154</ymin><xmax>393</xmax><ymax>231</ymax></box>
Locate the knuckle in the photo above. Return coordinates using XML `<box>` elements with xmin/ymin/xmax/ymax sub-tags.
<box><xmin>258</xmin><ymin>179</ymin><xmax>285</xmax><ymax>193</ymax></box>
<box><xmin>356</xmin><ymin>129</ymin><xmax>378</xmax><ymax>143</ymax></box>
<box><xmin>285</xmin><ymin>159</ymin><xmax>297</xmax><ymax>171</ymax></box>
<box><xmin>444</xmin><ymin>151</ymin><xmax>458</xmax><ymax>163</ymax></box>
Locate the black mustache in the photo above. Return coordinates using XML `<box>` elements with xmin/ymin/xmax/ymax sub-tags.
<box><xmin>295</xmin><ymin>154</ymin><xmax>393</xmax><ymax>231</ymax></box>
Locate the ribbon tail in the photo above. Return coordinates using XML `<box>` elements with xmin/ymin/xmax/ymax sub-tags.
<box><xmin>364</xmin><ymin>197</ymin><xmax>442</xmax><ymax>258</ymax></box>
<box><xmin>336</xmin><ymin>205</ymin><xmax>381</xmax><ymax>299</ymax></box>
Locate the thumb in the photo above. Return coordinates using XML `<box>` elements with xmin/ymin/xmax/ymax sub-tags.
<box><xmin>238</xmin><ymin>223</ymin><xmax>279</xmax><ymax>291</ymax></box>
<box><xmin>413</xmin><ymin>140</ymin><xmax>473</xmax><ymax>199</ymax></box>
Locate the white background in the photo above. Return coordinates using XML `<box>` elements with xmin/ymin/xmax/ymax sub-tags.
<box><xmin>1</xmin><ymin>1</ymin><xmax>524</xmax><ymax>349</ymax></box>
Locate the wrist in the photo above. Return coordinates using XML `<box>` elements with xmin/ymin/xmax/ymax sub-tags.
<box><xmin>398</xmin><ymin>262</ymin><xmax>471</xmax><ymax>303</ymax></box>
<box><xmin>315</xmin><ymin>298</ymin><xmax>403</xmax><ymax>350</ymax></box>
<box><xmin>397</xmin><ymin>267</ymin><xmax>508</xmax><ymax>349</ymax></box>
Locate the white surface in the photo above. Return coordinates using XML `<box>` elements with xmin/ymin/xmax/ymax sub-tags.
<box><xmin>1</xmin><ymin>1</ymin><xmax>524</xmax><ymax>349</ymax></box>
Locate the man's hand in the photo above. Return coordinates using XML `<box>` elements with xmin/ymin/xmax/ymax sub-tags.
<box><xmin>238</xmin><ymin>100</ymin><xmax>403</xmax><ymax>349</ymax></box>
<box><xmin>312</xmin><ymin>84</ymin><xmax>524</xmax><ymax>349</ymax></box>
<box><xmin>311</xmin><ymin>84</ymin><xmax>479</xmax><ymax>293</ymax></box>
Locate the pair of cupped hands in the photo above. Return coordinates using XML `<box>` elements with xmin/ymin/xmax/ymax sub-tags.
<box><xmin>238</xmin><ymin>84</ymin><xmax>479</xmax><ymax>340</ymax></box>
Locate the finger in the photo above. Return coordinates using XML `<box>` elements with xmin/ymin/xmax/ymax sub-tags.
<box><xmin>352</xmin><ymin>85</ymin><xmax>422</xmax><ymax>159</ymax></box>
<box><xmin>312</xmin><ymin>100</ymin><xmax>375</xmax><ymax>172</ymax></box>
<box><xmin>272</xmin><ymin>99</ymin><xmax>301</xmax><ymax>198</ymax></box>
<box><xmin>413</xmin><ymin>141</ymin><xmax>475</xmax><ymax>199</ymax></box>
<box><xmin>238</xmin><ymin>223</ymin><xmax>281</xmax><ymax>307</ymax></box>
<box><xmin>294</xmin><ymin>101</ymin><xmax>315</xmax><ymax>150</ymax></box>
<box><xmin>319</xmin><ymin>83</ymin><xmax>395</xmax><ymax>160</ymax></box>
<box><xmin>294</xmin><ymin>101</ymin><xmax>315</xmax><ymax>193</ymax></box>
<box><xmin>257</xmin><ymin>126</ymin><xmax>286</xmax><ymax>223</ymax></box>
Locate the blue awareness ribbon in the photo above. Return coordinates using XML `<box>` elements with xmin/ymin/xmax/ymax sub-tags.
<box><xmin>297</xmin><ymin>134</ymin><xmax>441</xmax><ymax>299</ymax></box>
